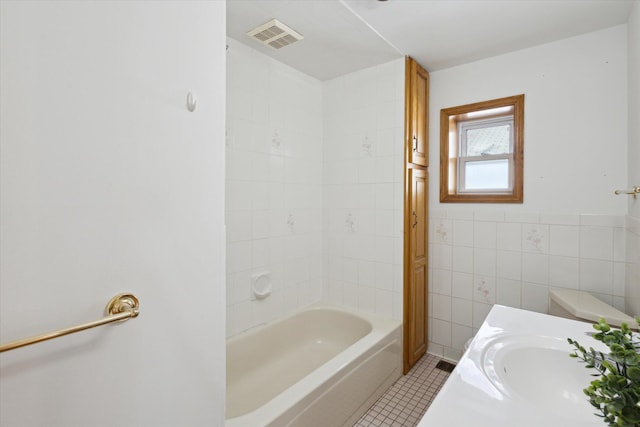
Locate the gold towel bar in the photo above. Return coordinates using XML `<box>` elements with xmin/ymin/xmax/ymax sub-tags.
<box><xmin>0</xmin><ymin>293</ymin><xmax>139</xmax><ymax>353</ymax></box>
<box><xmin>614</xmin><ymin>186</ymin><xmax>640</xmax><ymax>198</ymax></box>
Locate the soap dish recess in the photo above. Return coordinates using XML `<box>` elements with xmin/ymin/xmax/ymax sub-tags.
<box><xmin>251</xmin><ymin>272</ymin><xmax>272</xmax><ymax>300</ymax></box>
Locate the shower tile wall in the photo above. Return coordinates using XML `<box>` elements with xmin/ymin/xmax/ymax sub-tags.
<box><xmin>429</xmin><ymin>210</ymin><xmax>626</xmax><ymax>361</ymax></box>
<box><xmin>322</xmin><ymin>59</ymin><xmax>405</xmax><ymax>320</ymax></box>
<box><xmin>226</xmin><ymin>39</ymin><xmax>324</xmax><ymax>336</ymax></box>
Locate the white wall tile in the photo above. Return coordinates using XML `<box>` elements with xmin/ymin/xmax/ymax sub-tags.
<box><xmin>580</xmin><ymin>214</ymin><xmax>624</xmax><ymax>227</ymax></box>
<box><xmin>548</xmin><ymin>255</ymin><xmax>579</xmax><ymax>289</ymax></box>
<box><xmin>328</xmin><ymin>280</ymin><xmax>343</xmax><ymax>305</ymax></box>
<box><xmin>282</xmin><ymin>284</ymin><xmax>300</xmax><ymax>312</ymax></box>
<box><xmin>358</xmin><ymin>286</ymin><xmax>376</xmax><ymax>313</ymax></box>
<box><xmin>473</xmin><ymin>276</ymin><xmax>496</xmax><ymax>304</ymax></box>
<box><xmin>252</xmin><ymin>239</ymin><xmax>270</xmax><ymax>268</ymax></box>
<box><xmin>453</xmin><ymin>220</ymin><xmax>474</xmax><ymax>246</ymax></box>
<box><xmin>540</xmin><ymin>213</ymin><xmax>580</xmax><ymax>225</ymax></box>
<box><xmin>374</xmin><ymin>236</ymin><xmax>395</xmax><ymax>263</ymax></box>
<box><xmin>497</xmin><ymin>222</ymin><xmax>522</xmax><ymax>251</ymax></box>
<box><xmin>452</xmin><ymin>246</ymin><xmax>474</xmax><ymax>273</ymax></box>
<box><xmin>432</xmin><ymin>218</ymin><xmax>453</xmax><ymax>244</ymax></box>
<box><xmin>432</xmin><ymin>294</ymin><xmax>452</xmax><ymax>321</ymax></box>
<box><xmin>343</xmin><ymin>282</ymin><xmax>359</xmax><ymax>308</ymax></box>
<box><xmin>322</xmin><ymin>59</ymin><xmax>405</xmax><ymax>320</ymax></box>
<box><xmin>358</xmin><ymin>184</ymin><xmax>376</xmax><ymax>211</ymax></box>
<box><xmin>393</xmin><ymin>291</ymin><xmax>403</xmax><ymax>320</ymax></box>
<box><xmin>358</xmin><ymin>259</ymin><xmax>377</xmax><ymax>287</ymax></box>
<box><xmin>522</xmin><ymin>253</ymin><xmax>549</xmax><ymax>284</ymax></box>
<box><xmin>450</xmin><ymin>211</ymin><xmax>474</xmax><ymax>220</ymax></box>
<box><xmin>432</xmin><ymin>269</ymin><xmax>452</xmax><ymax>296</ymax></box>
<box><xmin>613</xmin><ymin>296</ymin><xmax>626</xmax><ymax>312</ymax></box>
<box><xmin>375</xmin><ymin>183</ymin><xmax>395</xmax><ymax>210</ymax></box>
<box><xmin>474</xmin><ymin>248</ymin><xmax>497</xmax><ymax>277</ymax></box>
<box><xmin>521</xmin><ymin>282</ymin><xmax>549</xmax><ymax>313</ymax></box>
<box><xmin>613</xmin><ymin>262</ymin><xmax>625</xmax><ymax>296</ymax></box>
<box><xmin>431</xmin><ymin>319</ymin><xmax>452</xmax><ymax>346</ymax></box>
<box><xmin>451</xmin><ymin>272</ymin><xmax>473</xmax><ymax>300</ymax></box>
<box><xmin>268</xmin><ymin>237</ymin><xmax>285</xmax><ymax>265</ymax></box>
<box><xmin>522</xmin><ymin>223</ymin><xmax>549</xmax><ymax>253</ymax></box>
<box><xmin>580</xmin><ymin>226</ymin><xmax>614</xmax><ymax>260</ymax></box>
<box><xmin>252</xmin><ymin>211</ymin><xmax>270</xmax><ymax>239</ymax></box>
<box><xmin>474</xmin><ymin>211</ymin><xmax>505</xmax><ymax>222</ymax></box>
<box><xmin>226</xmin><ymin>180</ymin><xmax>253</xmax><ymax>211</ymax></box>
<box><xmin>374</xmin><ymin>262</ymin><xmax>394</xmax><ymax>291</ymax></box>
<box><xmin>580</xmin><ymin>259</ymin><xmax>613</xmax><ymax>294</ymax></box>
<box><xmin>374</xmin><ymin>156</ymin><xmax>395</xmax><ymax>183</ymax></box>
<box><xmin>496</xmin><ymin>250</ymin><xmax>522</xmax><ymax>280</ymax></box>
<box><xmin>227</xmin><ymin>240</ymin><xmax>252</xmax><ymax>274</ymax></box>
<box><xmin>474</xmin><ymin>221</ymin><xmax>497</xmax><ymax>249</ymax></box>
<box><xmin>505</xmin><ymin>212</ymin><xmax>540</xmax><ymax>223</ymax></box>
<box><xmin>451</xmin><ymin>297</ymin><xmax>473</xmax><ymax>326</ymax></box>
<box><xmin>549</xmin><ymin>225</ymin><xmax>579</xmax><ymax>257</ymax></box>
<box><xmin>343</xmin><ymin>258</ymin><xmax>359</xmax><ymax>284</ymax></box>
<box><xmin>375</xmin><ymin>289</ymin><xmax>393</xmax><ymax>317</ymax></box>
<box><xmin>227</xmin><ymin>210</ymin><xmax>252</xmax><ymax>242</ymax></box>
<box><xmin>376</xmin><ymin>210</ymin><xmax>395</xmax><ymax>237</ymax></box>
<box><xmin>496</xmin><ymin>278</ymin><xmax>521</xmax><ymax>308</ymax></box>
<box><xmin>614</xmin><ymin>227</ymin><xmax>626</xmax><ymax>262</ymax></box>
<box><xmin>432</xmin><ymin>243</ymin><xmax>453</xmax><ymax>270</ymax></box>
<box><xmin>227</xmin><ymin>272</ymin><xmax>250</xmax><ymax>305</ymax></box>
<box><xmin>226</xmin><ymin>302</ymin><xmax>248</xmax><ymax>337</ymax></box>
<box><xmin>358</xmin><ymin>157</ymin><xmax>376</xmax><ymax>183</ymax></box>
<box><xmin>252</xmin><ymin>292</ymin><xmax>283</xmax><ymax>325</ymax></box>
<box><xmin>472</xmin><ymin>302</ymin><xmax>492</xmax><ymax>328</ymax></box>
<box><xmin>427</xmin><ymin>342</ymin><xmax>444</xmax><ymax>358</ymax></box>
<box><xmin>443</xmin><ymin>347</ymin><xmax>463</xmax><ymax>362</ymax></box>
<box><xmin>451</xmin><ymin>324</ymin><xmax>474</xmax><ymax>350</ymax></box>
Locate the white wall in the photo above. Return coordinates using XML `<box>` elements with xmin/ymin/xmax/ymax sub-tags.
<box><xmin>225</xmin><ymin>39</ymin><xmax>324</xmax><ymax>336</ymax></box>
<box><xmin>428</xmin><ymin>25</ymin><xmax>629</xmax><ymax>360</ymax></box>
<box><xmin>430</xmin><ymin>25</ymin><xmax>628</xmax><ymax>215</ymax></box>
<box><xmin>625</xmin><ymin>0</ymin><xmax>640</xmax><ymax>316</ymax></box>
<box><xmin>323</xmin><ymin>59</ymin><xmax>405</xmax><ymax>320</ymax></box>
<box><xmin>0</xmin><ymin>2</ymin><xmax>226</xmax><ymax>426</ymax></box>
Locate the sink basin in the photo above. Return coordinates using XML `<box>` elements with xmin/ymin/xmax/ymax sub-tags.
<box><xmin>419</xmin><ymin>306</ymin><xmax>611</xmax><ymax>427</ymax></box>
<box><xmin>481</xmin><ymin>334</ymin><xmax>597</xmax><ymax>421</ymax></box>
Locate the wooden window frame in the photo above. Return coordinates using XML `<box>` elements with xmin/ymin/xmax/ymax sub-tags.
<box><xmin>440</xmin><ymin>94</ymin><xmax>524</xmax><ymax>203</ymax></box>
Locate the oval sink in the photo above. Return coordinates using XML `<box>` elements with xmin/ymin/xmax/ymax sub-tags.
<box><xmin>481</xmin><ymin>334</ymin><xmax>597</xmax><ymax>421</ymax></box>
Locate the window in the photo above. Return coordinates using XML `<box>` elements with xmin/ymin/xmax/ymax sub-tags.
<box><xmin>440</xmin><ymin>94</ymin><xmax>524</xmax><ymax>203</ymax></box>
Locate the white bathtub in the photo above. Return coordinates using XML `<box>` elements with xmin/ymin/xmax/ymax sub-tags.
<box><xmin>226</xmin><ymin>305</ymin><xmax>402</xmax><ymax>427</ymax></box>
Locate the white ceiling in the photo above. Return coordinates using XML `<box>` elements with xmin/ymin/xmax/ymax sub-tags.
<box><xmin>226</xmin><ymin>0</ymin><xmax>635</xmax><ymax>81</ymax></box>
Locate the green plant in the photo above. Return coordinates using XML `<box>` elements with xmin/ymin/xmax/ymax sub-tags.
<box><xmin>569</xmin><ymin>318</ymin><xmax>640</xmax><ymax>427</ymax></box>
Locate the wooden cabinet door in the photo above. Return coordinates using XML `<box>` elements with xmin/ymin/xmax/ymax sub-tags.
<box><xmin>406</xmin><ymin>57</ymin><xmax>429</xmax><ymax>167</ymax></box>
<box><xmin>404</xmin><ymin>167</ymin><xmax>428</xmax><ymax>373</ymax></box>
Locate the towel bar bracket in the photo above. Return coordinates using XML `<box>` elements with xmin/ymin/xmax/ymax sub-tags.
<box><xmin>107</xmin><ymin>293</ymin><xmax>140</xmax><ymax>317</ymax></box>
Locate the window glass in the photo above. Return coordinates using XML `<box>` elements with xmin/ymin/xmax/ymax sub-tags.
<box><xmin>463</xmin><ymin>159</ymin><xmax>510</xmax><ymax>190</ymax></box>
<box><xmin>464</xmin><ymin>123</ymin><xmax>511</xmax><ymax>156</ymax></box>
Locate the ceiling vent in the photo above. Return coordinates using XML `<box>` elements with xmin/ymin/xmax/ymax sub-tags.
<box><xmin>246</xmin><ymin>19</ymin><xmax>304</xmax><ymax>50</ymax></box>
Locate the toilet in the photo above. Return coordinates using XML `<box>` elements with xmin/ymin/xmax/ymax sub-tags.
<box><xmin>549</xmin><ymin>289</ymin><xmax>635</xmax><ymax>328</ymax></box>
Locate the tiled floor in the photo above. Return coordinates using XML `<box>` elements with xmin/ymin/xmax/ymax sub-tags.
<box><xmin>353</xmin><ymin>353</ymin><xmax>452</xmax><ymax>427</ymax></box>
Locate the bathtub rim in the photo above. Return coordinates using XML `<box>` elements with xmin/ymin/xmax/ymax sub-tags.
<box><xmin>225</xmin><ymin>303</ymin><xmax>402</xmax><ymax>426</ymax></box>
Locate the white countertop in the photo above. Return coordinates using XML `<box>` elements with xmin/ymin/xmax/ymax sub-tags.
<box><xmin>418</xmin><ymin>305</ymin><xmax>610</xmax><ymax>427</ymax></box>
